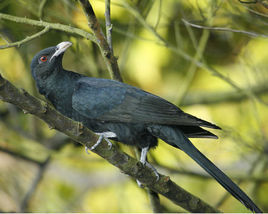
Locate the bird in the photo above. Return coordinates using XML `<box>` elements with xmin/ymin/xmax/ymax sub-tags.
<box><xmin>30</xmin><ymin>41</ymin><xmax>262</xmax><ymax>213</ymax></box>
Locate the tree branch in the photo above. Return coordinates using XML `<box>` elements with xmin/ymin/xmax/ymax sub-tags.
<box><xmin>182</xmin><ymin>19</ymin><xmax>268</xmax><ymax>38</ymax></box>
<box><xmin>105</xmin><ymin>0</ymin><xmax>113</xmax><ymax>53</ymax></box>
<box><xmin>0</xmin><ymin>74</ymin><xmax>219</xmax><ymax>213</ymax></box>
<box><xmin>20</xmin><ymin>156</ymin><xmax>51</xmax><ymax>212</ymax></box>
<box><xmin>0</xmin><ymin>26</ymin><xmax>50</xmax><ymax>49</ymax></box>
<box><xmin>238</xmin><ymin>0</ymin><xmax>268</xmax><ymax>9</ymax></box>
<box><xmin>0</xmin><ymin>13</ymin><xmax>96</xmax><ymax>43</ymax></box>
<box><xmin>78</xmin><ymin>0</ymin><xmax>122</xmax><ymax>82</ymax></box>
<box><xmin>38</xmin><ymin>0</ymin><xmax>48</xmax><ymax>19</ymax></box>
<box><xmin>242</xmin><ymin>4</ymin><xmax>268</xmax><ymax>18</ymax></box>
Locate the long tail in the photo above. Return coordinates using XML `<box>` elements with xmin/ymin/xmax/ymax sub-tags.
<box><xmin>148</xmin><ymin>125</ymin><xmax>262</xmax><ymax>213</ymax></box>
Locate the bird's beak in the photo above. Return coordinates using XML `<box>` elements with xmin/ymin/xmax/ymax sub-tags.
<box><xmin>50</xmin><ymin>41</ymin><xmax>72</xmax><ymax>62</ymax></box>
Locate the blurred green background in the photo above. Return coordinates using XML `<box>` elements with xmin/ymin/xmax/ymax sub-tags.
<box><xmin>0</xmin><ymin>0</ymin><xmax>268</xmax><ymax>212</ymax></box>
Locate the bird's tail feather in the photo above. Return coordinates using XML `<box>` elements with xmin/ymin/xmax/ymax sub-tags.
<box><xmin>147</xmin><ymin>125</ymin><xmax>262</xmax><ymax>213</ymax></box>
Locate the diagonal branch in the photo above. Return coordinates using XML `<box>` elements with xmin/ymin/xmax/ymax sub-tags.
<box><xmin>0</xmin><ymin>74</ymin><xmax>219</xmax><ymax>213</ymax></box>
<box><xmin>238</xmin><ymin>0</ymin><xmax>268</xmax><ymax>9</ymax></box>
<box><xmin>20</xmin><ymin>156</ymin><xmax>51</xmax><ymax>212</ymax></box>
<box><xmin>182</xmin><ymin>19</ymin><xmax>268</xmax><ymax>38</ymax></box>
<box><xmin>0</xmin><ymin>26</ymin><xmax>50</xmax><ymax>49</ymax></box>
<box><xmin>0</xmin><ymin>13</ymin><xmax>96</xmax><ymax>43</ymax></box>
<box><xmin>78</xmin><ymin>0</ymin><xmax>122</xmax><ymax>82</ymax></box>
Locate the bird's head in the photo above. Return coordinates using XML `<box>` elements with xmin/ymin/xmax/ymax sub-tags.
<box><xmin>30</xmin><ymin>41</ymin><xmax>72</xmax><ymax>80</ymax></box>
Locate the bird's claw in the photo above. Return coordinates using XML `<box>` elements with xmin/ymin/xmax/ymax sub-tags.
<box><xmin>90</xmin><ymin>134</ymin><xmax>104</xmax><ymax>150</ymax></box>
<box><xmin>136</xmin><ymin>160</ymin><xmax>160</xmax><ymax>187</ymax></box>
<box><xmin>85</xmin><ymin>132</ymin><xmax>114</xmax><ymax>154</ymax></box>
<box><xmin>106</xmin><ymin>139</ymin><xmax>113</xmax><ymax>150</ymax></box>
<box><xmin>136</xmin><ymin>146</ymin><xmax>159</xmax><ymax>187</ymax></box>
<box><xmin>136</xmin><ymin>179</ymin><xmax>144</xmax><ymax>188</ymax></box>
<box><xmin>145</xmin><ymin>161</ymin><xmax>160</xmax><ymax>181</ymax></box>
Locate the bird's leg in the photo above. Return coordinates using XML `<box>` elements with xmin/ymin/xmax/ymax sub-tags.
<box><xmin>137</xmin><ymin>146</ymin><xmax>159</xmax><ymax>187</ymax></box>
<box><xmin>90</xmin><ymin>134</ymin><xmax>105</xmax><ymax>150</ymax></box>
<box><xmin>140</xmin><ymin>147</ymin><xmax>159</xmax><ymax>178</ymax></box>
<box><xmin>140</xmin><ymin>146</ymin><xmax>149</xmax><ymax>164</ymax></box>
<box><xmin>85</xmin><ymin>132</ymin><xmax>115</xmax><ymax>154</ymax></box>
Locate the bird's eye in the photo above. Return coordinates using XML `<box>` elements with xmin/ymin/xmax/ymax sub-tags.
<box><xmin>40</xmin><ymin>56</ymin><xmax>48</xmax><ymax>62</ymax></box>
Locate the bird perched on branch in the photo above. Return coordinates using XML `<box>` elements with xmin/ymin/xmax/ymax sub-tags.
<box><xmin>30</xmin><ymin>41</ymin><xmax>262</xmax><ymax>213</ymax></box>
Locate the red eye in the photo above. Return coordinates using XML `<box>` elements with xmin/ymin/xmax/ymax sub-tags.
<box><xmin>40</xmin><ymin>56</ymin><xmax>48</xmax><ymax>62</ymax></box>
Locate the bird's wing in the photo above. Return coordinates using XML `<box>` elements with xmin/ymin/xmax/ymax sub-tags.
<box><xmin>72</xmin><ymin>78</ymin><xmax>220</xmax><ymax>129</ymax></box>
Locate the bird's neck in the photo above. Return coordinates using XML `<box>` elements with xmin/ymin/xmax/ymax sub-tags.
<box><xmin>35</xmin><ymin>67</ymin><xmax>60</xmax><ymax>96</ymax></box>
<box><xmin>37</xmin><ymin>69</ymin><xmax>82</xmax><ymax>117</ymax></box>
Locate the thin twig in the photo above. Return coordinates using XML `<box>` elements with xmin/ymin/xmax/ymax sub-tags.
<box><xmin>105</xmin><ymin>0</ymin><xmax>113</xmax><ymax>54</ymax></box>
<box><xmin>239</xmin><ymin>0</ymin><xmax>257</xmax><ymax>3</ymax></box>
<box><xmin>183</xmin><ymin>17</ymin><xmax>198</xmax><ymax>50</ymax></box>
<box><xmin>20</xmin><ymin>156</ymin><xmax>51</xmax><ymax>212</ymax></box>
<box><xmin>238</xmin><ymin>0</ymin><xmax>268</xmax><ymax>9</ymax></box>
<box><xmin>182</xmin><ymin>18</ymin><xmax>268</xmax><ymax>38</ymax></box>
<box><xmin>0</xmin><ymin>12</ymin><xmax>96</xmax><ymax>42</ymax></box>
<box><xmin>0</xmin><ymin>26</ymin><xmax>50</xmax><ymax>49</ymax></box>
<box><xmin>38</xmin><ymin>0</ymin><xmax>48</xmax><ymax>19</ymax></box>
<box><xmin>242</xmin><ymin>4</ymin><xmax>268</xmax><ymax>18</ymax></box>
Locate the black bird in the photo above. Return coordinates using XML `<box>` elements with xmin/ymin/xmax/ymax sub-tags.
<box><xmin>31</xmin><ymin>41</ymin><xmax>262</xmax><ymax>213</ymax></box>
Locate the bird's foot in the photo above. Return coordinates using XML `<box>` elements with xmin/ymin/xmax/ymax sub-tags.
<box><xmin>136</xmin><ymin>146</ymin><xmax>160</xmax><ymax>187</ymax></box>
<box><xmin>144</xmin><ymin>161</ymin><xmax>159</xmax><ymax>181</ymax></box>
<box><xmin>140</xmin><ymin>147</ymin><xmax>159</xmax><ymax>180</ymax></box>
<box><xmin>94</xmin><ymin>132</ymin><xmax>115</xmax><ymax>150</ymax></box>
<box><xmin>136</xmin><ymin>179</ymin><xmax>144</xmax><ymax>188</ymax></box>
<box><xmin>85</xmin><ymin>132</ymin><xmax>115</xmax><ymax>154</ymax></box>
<box><xmin>136</xmin><ymin>162</ymin><xmax>160</xmax><ymax>187</ymax></box>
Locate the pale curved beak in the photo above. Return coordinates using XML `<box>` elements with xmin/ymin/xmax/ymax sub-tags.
<box><xmin>50</xmin><ymin>41</ymin><xmax>72</xmax><ymax>62</ymax></box>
